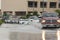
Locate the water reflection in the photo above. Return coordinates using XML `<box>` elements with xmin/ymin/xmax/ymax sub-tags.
<box><xmin>42</xmin><ymin>30</ymin><xmax>45</xmax><ymax>40</ymax></box>
<box><xmin>57</xmin><ymin>31</ymin><xmax>60</xmax><ymax>40</ymax></box>
<box><xmin>42</xmin><ymin>30</ymin><xmax>60</xmax><ymax>40</ymax></box>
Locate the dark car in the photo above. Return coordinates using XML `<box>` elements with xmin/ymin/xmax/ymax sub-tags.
<box><xmin>41</xmin><ymin>12</ymin><xmax>60</xmax><ymax>27</ymax></box>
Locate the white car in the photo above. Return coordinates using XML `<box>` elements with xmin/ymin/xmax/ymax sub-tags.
<box><xmin>5</xmin><ymin>19</ymin><xmax>11</xmax><ymax>23</ymax></box>
<box><xmin>19</xmin><ymin>19</ymin><xmax>29</xmax><ymax>24</ymax></box>
<box><xmin>29</xmin><ymin>16</ymin><xmax>39</xmax><ymax>23</ymax></box>
<box><xmin>10</xmin><ymin>19</ymin><xmax>19</xmax><ymax>23</ymax></box>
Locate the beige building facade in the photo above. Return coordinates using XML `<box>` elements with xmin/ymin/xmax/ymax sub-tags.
<box><xmin>1</xmin><ymin>0</ymin><xmax>60</xmax><ymax>16</ymax></box>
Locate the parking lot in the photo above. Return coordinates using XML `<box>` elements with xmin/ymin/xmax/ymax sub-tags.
<box><xmin>0</xmin><ymin>23</ymin><xmax>60</xmax><ymax>40</ymax></box>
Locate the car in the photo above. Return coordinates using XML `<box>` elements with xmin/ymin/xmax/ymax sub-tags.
<box><xmin>41</xmin><ymin>12</ymin><xmax>60</xmax><ymax>27</ymax></box>
<box><xmin>29</xmin><ymin>16</ymin><xmax>39</xmax><ymax>23</ymax></box>
<box><xmin>9</xmin><ymin>16</ymin><xmax>19</xmax><ymax>23</ymax></box>
<box><xmin>18</xmin><ymin>19</ymin><xmax>29</xmax><ymax>24</ymax></box>
<box><xmin>5</xmin><ymin>19</ymin><xmax>11</xmax><ymax>23</ymax></box>
<box><xmin>11</xmin><ymin>19</ymin><xmax>19</xmax><ymax>23</ymax></box>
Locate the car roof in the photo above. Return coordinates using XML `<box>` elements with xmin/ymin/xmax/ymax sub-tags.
<box><xmin>42</xmin><ymin>12</ymin><xmax>58</xmax><ymax>15</ymax></box>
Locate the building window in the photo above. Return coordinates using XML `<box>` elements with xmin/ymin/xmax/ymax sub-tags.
<box><xmin>15</xmin><ymin>11</ymin><xmax>26</xmax><ymax>16</ymax></box>
<box><xmin>28</xmin><ymin>1</ymin><xmax>37</xmax><ymax>7</ymax></box>
<box><xmin>28</xmin><ymin>1</ymin><xmax>33</xmax><ymax>7</ymax></box>
<box><xmin>50</xmin><ymin>2</ymin><xmax>57</xmax><ymax>8</ymax></box>
<box><xmin>34</xmin><ymin>2</ymin><xmax>37</xmax><ymax>7</ymax></box>
<box><xmin>40</xmin><ymin>2</ymin><xmax>47</xmax><ymax>8</ymax></box>
<box><xmin>59</xmin><ymin>3</ymin><xmax>60</xmax><ymax>8</ymax></box>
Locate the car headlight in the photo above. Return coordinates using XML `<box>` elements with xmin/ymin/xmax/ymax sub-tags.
<box><xmin>42</xmin><ymin>20</ymin><xmax>45</xmax><ymax>23</ymax></box>
<box><xmin>57</xmin><ymin>20</ymin><xmax>60</xmax><ymax>23</ymax></box>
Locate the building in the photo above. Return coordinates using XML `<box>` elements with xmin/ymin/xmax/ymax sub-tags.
<box><xmin>1</xmin><ymin>0</ymin><xmax>60</xmax><ymax>16</ymax></box>
<box><xmin>0</xmin><ymin>9</ymin><xmax>2</xmax><ymax>16</ymax></box>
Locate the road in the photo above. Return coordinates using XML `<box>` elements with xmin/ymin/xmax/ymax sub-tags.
<box><xmin>0</xmin><ymin>23</ymin><xmax>60</xmax><ymax>40</ymax></box>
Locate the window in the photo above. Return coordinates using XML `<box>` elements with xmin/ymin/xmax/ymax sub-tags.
<box><xmin>28</xmin><ymin>1</ymin><xmax>37</xmax><ymax>7</ymax></box>
<box><xmin>15</xmin><ymin>11</ymin><xmax>26</xmax><ymax>16</ymax></box>
<box><xmin>40</xmin><ymin>2</ymin><xmax>47</xmax><ymax>8</ymax></box>
<box><xmin>28</xmin><ymin>1</ymin><xmax>33</xmax><ymax>7</ymax></box>
<box><xmin>34</xmin><ymin>2</ymin><xmax>37</xmax><ymax>7</ymax></box>
<box><xmin>59</xmin><ymin>3</ymin><xmax>60</xmax><ymax>8</ymax></box>
<box><xmin>50</xmin><ymin>2</ymin><xmax>57</xmax><ymax>8</ymax></box>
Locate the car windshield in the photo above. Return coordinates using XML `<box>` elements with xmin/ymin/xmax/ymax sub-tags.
<box><xmin>24</xmin><ymin>19</ymin><xmax>28</xmax><ymax>21</ymax></box>
<box><xmin>20</xmin><ymin>19</ymin><xmax>28</xmax><ymax>21</ymax></box>
<box><xmin>29</xmin><ymin>16</ymin><xmax>39</xmax><ymax>20</ymax></box>
<box><xmin>42</xmin><ymin>13</ymin><xmax>58</xmax><ymax>17</ymax></box>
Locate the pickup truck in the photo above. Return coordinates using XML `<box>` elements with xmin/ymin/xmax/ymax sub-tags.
<box><xmin>41</xmin><ymin>12</ymin><xmax>60</xmax><ymax>27</ymax></box>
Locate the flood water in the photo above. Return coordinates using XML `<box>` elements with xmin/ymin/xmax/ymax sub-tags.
<box><xmin>0</xmin><ymin>23</ymin><xmax>60</xmax><ymax>40</ymax></box>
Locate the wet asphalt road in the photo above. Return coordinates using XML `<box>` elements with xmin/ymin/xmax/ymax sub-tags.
<box><xmin>0</xmin><ymin>23</ymin><xmax>60</xmax><ymax>40</ymax></box>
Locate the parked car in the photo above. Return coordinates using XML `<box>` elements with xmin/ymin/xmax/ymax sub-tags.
<box><xmin>29</xmin><ymin>16</ymin><xmax>39</xmax><ymax>23</ymax></box>
<box><xmin>18</xmin><ymin>19</ymin><xmax>29</xmax><ymax>24</ymax></box>
<box><xmin>9</xmin><ymin>16</ymin><xmax>19</xmax><ymax>23</ymax></box>
<box><xmin>41</xmin><ymin>12</ymin><xmax>60</xmax><ymax>27</ymax></box>
<box><xmin>5</xmin><ymin>19</ymin><xmax>11</xmax><ymax>23</ymax></box>
<box><xmin>11</xmin><ymin>19</ymin><xmax>19</xmax><ymax>23</ymax></box>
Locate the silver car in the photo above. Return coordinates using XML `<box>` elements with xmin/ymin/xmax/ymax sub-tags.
<box><xmin>11</xmin><ymin>19</ymin><xmax>19</xmax><ymax>23</ymax></box>
<box><xmin>19</xmin><ymin>19</ymin><xmax>29</xmax><ymax>24</ymax></box>
<box><xmin>5</xmin><ymin>19</ymin><xmax>11</xmax><ymax>23</ymax></box>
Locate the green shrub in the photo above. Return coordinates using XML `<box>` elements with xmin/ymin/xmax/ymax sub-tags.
<box><xmin>33</xmin><ymin>12</ymin><xmax>39</xmax><ymax>16</ymax></box>
<box><xmin>0</xmin><ymin>20</ymin><xmax>4</xmax><ymax>25</ymax></box>
<box><xmin>26</xmin><ymin>13</ymin><xmax>32</xmax><ymax>18</ymax></box>
<box><xmin>55</xmin><ymin>10</ymin><xmax>60</xmax><ymax>16</ymax></box>
<box><xmin>26</xmin><ymin>12</ymin><xmax>39</xmax><ymax>18</ymax></box>
<box><xmin>20</xmin><ymin>16</ymin><xmax>27</xmax><ymax>19</ymax></box>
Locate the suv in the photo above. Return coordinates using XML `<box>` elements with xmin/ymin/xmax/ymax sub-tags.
<box><xmin>41</xmin><ymin>12</ymin><xmax>60</xmax><ymax>27</ymax></box>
